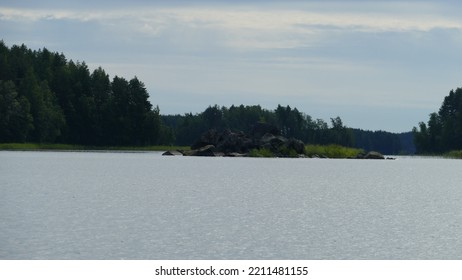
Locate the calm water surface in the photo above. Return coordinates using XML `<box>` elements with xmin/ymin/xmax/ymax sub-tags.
<box><xmin>1</xmin><ymin>151</ymin><xmax>462</xmax><ymax>259</ymax></box>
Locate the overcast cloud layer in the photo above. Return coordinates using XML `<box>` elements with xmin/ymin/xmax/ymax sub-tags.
<box><xmin>2</xmin><ymin>0</ymin><xmax>462</xmax><ymax>132</ymax></box>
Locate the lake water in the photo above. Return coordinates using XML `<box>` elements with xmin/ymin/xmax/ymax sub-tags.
<box><xmin>1</xmin><ymin>151</ymin><xmax>462</xmax><ymax>259</ymax></box>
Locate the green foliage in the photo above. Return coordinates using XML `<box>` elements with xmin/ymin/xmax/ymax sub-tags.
<box><xmin>414</xmin><ymin>87</ymin><xmax>462</xmax><ymax>154</ymax></box>
<box><xmin>248</xmin><ymin>148</ymin><xmax>275</xmax><ymax>158</ymax></box>
<box><xmin>329</xmin><ymin>116</ymin><xmax>354</xmax><ymax>147</ymax></box>
<box><xmin>0</xmin><ymin>41</ymin><xmax>172</xmax><ymax>146</ymax></box>
<box><xmin>277</xmin><ymin>146</ymin><xmax>298</xmax><ymax>158</ymax></box>
<box><xmin>164</xmin><ymin>104</ymin><xmax>359</xmax><ymax>148</ymax></box>
<box><xmin>249</xmin><ymin>146</ymin><xmax>299</xmax><ymax>158</ymax></box>
<box><xmin>443</xmin><ymin>150</ymin><xmax>462</xmax><ymax>159</ymax></box>
<box><xmin>0</xmin><ymin>80</ymin><xmax>33</xmax><ymax>142</ymax></box>
<box><xmin>162</xmin><ymin>104</ymin><xmax>412</xmax><ymax>154</ymax></box>
<box><xmin>304</xmin><ymin>144</ymin><xmax>363</xmax><ymax>159</ymax></box>
<box><xmin>352</xmin><ymin>129</ymin><xmax>411</xmax><ymax>154</ymax></box>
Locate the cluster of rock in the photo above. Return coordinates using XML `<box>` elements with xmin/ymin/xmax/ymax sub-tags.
<box><xmin>354</xmin><ymin>151</ymin><xmax>386</xmax><ymax>160</ymax></box>
<box><xmin>162</xmin><ymin>122</ymin><xmax>389</xmax><ymax>159</ymax></box>
<box><xmin>163</xmin><ymin>122</ymin><xmax>305</xmax><ymax>157</ymax></box>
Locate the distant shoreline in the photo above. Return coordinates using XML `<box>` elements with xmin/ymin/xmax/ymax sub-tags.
<box><xmin>0</xmin><ymin>142</ymin><xmax>364</xmax><ymax>159</ymax></box>
<box><xmin>5</xmin><ymin>143</ymin><xmax>459</xmax><ymax>159</ymax></box>
<box><xmin>0</xmin><ymin>143</ymin><xmax>189</xmax><ymax>152</ymax></box>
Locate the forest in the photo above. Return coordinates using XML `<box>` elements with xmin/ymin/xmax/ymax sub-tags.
<box><xmin>413</xmin><ymin>87</ymin><xmax>462</xmax><ymax>154</ymax></box>
<box><xmin>162</xmin><ymin>105</ymin><xmax>414</xmax><ymax>154</ymax></box>
<box><xmin>0</xmin><ymin>41</ymin><xmax>171</xmax><ymax>146</ymax></box>
<box><xmin>0</xmin><ymin>41</ymin><xmax>413</xmax><ymax>154</ymax></box>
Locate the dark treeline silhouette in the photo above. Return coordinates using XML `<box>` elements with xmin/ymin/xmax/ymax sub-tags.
<box><xmin>352</xmin><ymin>129</ymin><xmax>415</xmax><ymax>155</ymax></box>
<box><xmin>0</xmin><ymin>41</ymin><xmax>171</xmax><ymax>145</ymax></box>
<box><xmin>1</xmin><ymin>41</ymin><xmax>413</xmax><ymax>153</ymax></box>
<box><xmin>162</xmin><ymin>104</ymin><xmax>355</xmax><ymax>147</ymax></box>
<box><xmin>413</xmin><ymin>87</ymin><xmax>462</xmax><ymax>154</ymax></box>
<box><xmin>162</xmin><ymin>104</ymin><xmax>414</xmax><ymax>154</ymax></box>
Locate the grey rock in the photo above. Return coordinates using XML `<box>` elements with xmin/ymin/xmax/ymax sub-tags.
<box><xmin>162</xmin><ymin>150</ymin><xmax>183</xmax><ymax>156</ymax></box>
<box><xmin>364</xmin><ymin>151</ymin><xmax>385</xmax><ymax>159</ymax></box>
<box><xmin>260</xmin><ymin>133</ymin><xmax>287</xmax><ymax>151</ymax></box>
<box><xmin>191</xmin><ymin>129</ymin><xmax>221</xmax><ymax>150</ymax></box>
<box><xmin>286</xmin><ymin>138</ymin><xmax>305</xmax><ymax>154</ymax></box>
<box><xmin>224</xmin><ymin>152</ymin><xmax>245</xmax><ymax>157</ymax></box>
<box><xmin>251</xmin><ymin>122</ymin><xmax>280</xmax><ymax>139</ymax></box>
<box><xmin>194</xmin><ymin>145</ymin><xmax>216</xmax><ymax>156</ymax></box>
<box><xmin>189</xmin><ymin>124</ymin><xmax>307</xmax><ymax>157</ymax></box>
<box><xmin>216</xmin><ymin>129</ymin><xmax>254</xmax><ymax>153</ymax></box>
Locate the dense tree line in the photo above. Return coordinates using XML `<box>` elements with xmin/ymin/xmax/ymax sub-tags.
<box><xmin>1</xmin><ymin>42</ymin><xmax>413</xmax><ymax>153</ymax></box>
<box><xmin>413</xmin><ymin>87</ymin><xmax>462</xmax><ymax>153</ymax></box>
<box><xmin>162</xmin><ymin>104</ymin><xmax>414</xmax><ymax>154</ymax></box>
<box><xmin>0</xmin><ymin>41</ymin><xmax>171</xmax><ymax>145</ymax></box>
<box><xmin>162</xmin><ymin>104</ymin><xmax>354</xmax><ymax>147</ymax></box>
<box><xmin>352</xmin><ymin>129</ymin><xmax>414</xmax><ymax>155</ymax></box>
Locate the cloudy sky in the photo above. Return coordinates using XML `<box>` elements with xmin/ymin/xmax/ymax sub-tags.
<box><xmin>1</xmin><ymin>0</ymin><xmax>462</xmax><ymax>132</ymax></box>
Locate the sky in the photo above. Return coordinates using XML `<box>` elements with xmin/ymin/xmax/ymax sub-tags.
<box><xmin>1</xmin><ymin>0</ymin><xmax>462</xmax><ymax>132</ymax></box>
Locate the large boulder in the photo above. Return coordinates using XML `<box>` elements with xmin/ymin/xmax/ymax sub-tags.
<box><xmin>286</xmin><ymin>138</ymin><xmax>305</xmax><ymax>154</ymax></box>
<box><xmin>356</xmin><ymin>151</ymin><xmax>385</xmax><ymax>159</ymax></box>
<box><xmin>189</xmin><ymin>124</ymin><xmax>307</xmax><ymax>157</ymax></box>
<box><xmin>260</xmin><ymin>133</ymin><xmax>287</xmax><ymax>150</ymax></box>
<box><xmin>190</xmin><ymin>145</ymin><xmax>216</xmax><ymax>156</ymax></box>
<box><xmin>216</xmin><ymin>129</ymin><xmax>254</xmax><ymax>153</ymax></box>
<box><xmin>191</xmin><ymin>129</ymin><xmax>221</xmax><ymax>150</ymax></box>
<box><xmin>364</xmin><ymin>151</ymin><xmax>385</xmax><ymax>159</ymax></box>
<box><xmin>260</xmin><ymin>133</ymin><xmax>277</xmax><ymax>145</ymax></box>
<box><xmin>251</xmin><ymin>122</ymin><xmax>280</xmax><ymax>140</ymax></box>
<box><xmin>162</xmin><ymin>150</ymin><xmax>183</xmax><ymax>156</ymax></box>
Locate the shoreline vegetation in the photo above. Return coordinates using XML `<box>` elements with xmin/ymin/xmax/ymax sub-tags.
<box><xmin>0</xmin><ymin>142</ymin><xmax>366</xmax><ymax>159</ymax></box>
<box><xmin>4</xmin><ymin>142</ymin><xmax>462</xmax><ymax>159</ymax></box>
<box><xmin>0</xmin><ymin>143</ymin><xmax>189</xmax><ymax>152</ymax></box>
<box><xmin>443</xmin><ymin>150</ymin><xmax>462</xmax><ymax>159</ymax></box>
<box><xmin>247</xmin><ymin>145</ymin><xmax>364</xmax><ymax>159</ymax></box>
<box><xmin>163</xmin><ymin>126</ymin><xmax>390</xmax><ymax>159</ymax></box>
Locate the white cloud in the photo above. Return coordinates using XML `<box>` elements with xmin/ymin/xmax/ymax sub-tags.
<box><xmin>2</xmin><ymin>5</ymin><xmax>462</xmax><ymax>51</ymax></box>
<box><xmin>130</xmin><ymin>7</ymin><xmax>462</xmax><ymax>51</ymax></box>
